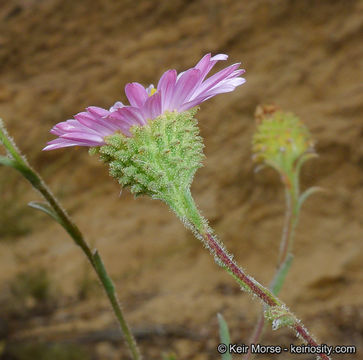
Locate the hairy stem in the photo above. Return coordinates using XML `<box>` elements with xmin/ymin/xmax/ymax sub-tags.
<box><xmin>203</xmin><ymin>230</ymin><xmax>329</xmax><ymax>360</ymax></box>
<box><xmin>244</xmin><ymin>178</ymin><xmax>300</xmax><ymax>360</ymax></box>
<box><xmin>0</xmin><ymin>120</ymin><xmax>141</xmax><ymax>360</ymax></box>
<box><xmin>243</xmin><ymin>253</ymin><xmax>293</xmax><ymax>360</ymax></box>
<box><xmin>180</xmin><ymin>189</ymin><xmax>330</xmax><ymax>360</ymax></box>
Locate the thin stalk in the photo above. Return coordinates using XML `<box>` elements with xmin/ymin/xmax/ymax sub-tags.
<box><xmin>243</xmin><ymin>314</ymin><xmax>265</xmax><ymax>360</ymax></box>
<box><xmin>180</xmin><ymin>190</ymin><xmax>330</xmax><ymax>360</ymax></box>
<box><xmin>202</xmin><ymin>230</ymin><xmax>329</xmax><ymax>360</ymax></box>
<box><xmin>278</xmin><ymin>189</ymin><xmax>293</xmax><ymax>267</ymax></box>
<box><xmin>243</xmin><ymin>255</ymin><xmax>294</xmax><ymax>360</ymax></box>
<box><xmin>244</xmin><ymin>177</ymin><xmax>300</xmax><ymax>360</ymax></box>
<box><xmin>0</xmin><ymin>120</ymin><xmax>141</xmax><ymax>360</ymax></box>
<box><xmin>278</xmin><ymin>181</ymin><xmax>299</xmax><ymax>266</ymax></box>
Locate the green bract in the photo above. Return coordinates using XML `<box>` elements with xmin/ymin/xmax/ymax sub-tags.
<box><xmin>94</xmin><ymin>109</ymin><xmax>204</xmax><ymax>207</ymax></box>
<box><xmin>265</xmin><ymin>305</ymin><xmax>296</xmax><ymax>330</ymax></box>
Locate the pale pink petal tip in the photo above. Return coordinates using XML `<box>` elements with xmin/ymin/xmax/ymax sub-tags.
<box><xmin>44</xmin><ymin>53</ymin><xmax>245</xmax><ymax>150</ymax></box>
<box><xmin>211</xmin><ymin>54</ymin><xmax>228</xmax><ymax>61</ymax></box>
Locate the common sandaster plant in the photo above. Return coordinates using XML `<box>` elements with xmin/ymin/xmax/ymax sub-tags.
<box><xmin>40</xmin><ymin>54</ymin><xmax>331</xmax><ymax>360</ymax></box>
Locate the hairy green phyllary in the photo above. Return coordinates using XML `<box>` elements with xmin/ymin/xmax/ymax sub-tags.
<box><xmin>94</xmin><ymin>109</ymin><xmax>204</xmax><ymax>204</ymax></box>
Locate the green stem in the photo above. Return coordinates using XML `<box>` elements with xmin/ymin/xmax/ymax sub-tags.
<box><xmin>179</xmin><ymin>189</ymin><xmax>330</xmax><ymax>360</ymax></box>
<box><xmin>278</xmin><ymin>181</ymin><xmax>299</xmax><ymax>266</ymax></box>
<box><xmin>0</xmin><ymin>120</ymin><xmax>141</xmax><ymax>360</ymax></box>
<box><xmin>278</xmin><ymin>189</ymin><xmax>293</xmax><ymax>266</ymax></box>
<box><xmin>93</xmin><ymin>251</ymin><xmax>141</xmax><ymax>360</ymax></box>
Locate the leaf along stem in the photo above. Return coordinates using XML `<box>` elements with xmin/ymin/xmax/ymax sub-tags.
<box><xmin>0</xmin><ymin>120</ymin><xmax>141</xmax><ymax>360</ymax></box>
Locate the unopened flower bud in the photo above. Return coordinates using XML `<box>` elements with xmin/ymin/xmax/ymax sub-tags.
<box><xmin>252</xmin><ymin>105</ymin><xmax>314</xmax><ymax>176</ymax></box>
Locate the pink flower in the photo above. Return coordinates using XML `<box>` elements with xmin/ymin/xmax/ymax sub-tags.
<box><xmin>44</xmin><ymin>54</ymin><xmax>245</xmax><ymax>151</ymax></box>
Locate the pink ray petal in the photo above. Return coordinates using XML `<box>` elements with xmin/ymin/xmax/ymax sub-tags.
<box><xmin>87</xmin><ymin>106</ymin><xmax>109</xmax><ymax>118</ymax></box>
<box><xmin>43</xmin><ymin>138</ymin><xmax>101</xmax><ymax>151</ymax></box>
<box><xmin>74</xmin><ymin>112</ymin><xmax>116</xmax><ymax>134</ymax></box>
<box><xmin>109</xmin><ymin>101</ymin><xmax>125</xmax><ymax>112</ymax></box>
<box><xmin>61</xmin><ymin>132</ymin><xmax>105</xmax><ymax>144</ymax></box>
<box><xmin>142</xmin><ymin>92</ymin><xmax>162</xmax><ymax>120</ymax></box>
<box><xmin>169</xmin><ymin>68</ymin><xmax>201</xmax><ymax>111</ymax></box>
<box><xmin>178</xmin><ymin>94</ymin><xmax>212</xmax><ymax>113</ymax></box>
<box><xmin>203</xmin><ymin>77</ymin><xmax>247</xmax><ymax>97</ymax></box>
<box><xmin>157</xmin><ymin>69</ymin><xmax>177</xmax><ymax>112</ymax></box>
<box><xmin>44</xmin><ymin>53</ymin><xmax>245</xmax><ymax>151</ymax></box>
<box><xmin>125</xmin><ymin>83</ymin><xmax>148</xmax><ymax>108</ymax></box>
<box><xmin>194</xmin><ymin>53</ymin><xmax>228</xmax><ymax>83</ymax></box>
<box><xmin>116</xmin><ymin>106</ymin><xmax>147</xmax><ymax>126</ymax></box>
<box><xmin>192</xmin><ymin>63</ymin><xmax>242</xmax><ymax>99</ymax></box>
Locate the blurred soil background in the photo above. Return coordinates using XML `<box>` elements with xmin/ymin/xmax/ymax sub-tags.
<box><xmin>0</xmin><ymin>0</ymin><xmax>362</xmax><ymax>359</ymax></box>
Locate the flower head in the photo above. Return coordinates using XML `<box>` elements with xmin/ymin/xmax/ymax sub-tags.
<box><xmin>44</xmin><ymin>54</ymin><xmax>245</xmax><ymax>151</ymax></box>
<box><xmin>98</xmin><ymin>109</ymin><xmax>205</xmax><ymax>203</ymax></box>
<box><xmin>252</xmin><ymin>105</ymin><xmax>315</xmax><ymax>177</ymax></box>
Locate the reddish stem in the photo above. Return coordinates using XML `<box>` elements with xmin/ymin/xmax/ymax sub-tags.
<box><xmin>244</xmin><ymin>313</ymin><xmax>265</xmax><ymax>360</ymax></box>
<box><xmin>294</xmin><ymin>324</ymin><xmax>330</xmax><ymax>360</ymax></box>
<box><xmin>205</xmin><ymin>232</ymin><xmax>278</xmax><ymax>307</ymax></box>
<box><xmin>203</xmin><ymin>231</ymin><xmax>331</xmax><ymax>360</ymax></box>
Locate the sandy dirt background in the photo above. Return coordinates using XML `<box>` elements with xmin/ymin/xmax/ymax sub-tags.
<box><xmin>0</xmin><ymin>0</ymin><xmax>362</xmax><ymax>359</ymax></box>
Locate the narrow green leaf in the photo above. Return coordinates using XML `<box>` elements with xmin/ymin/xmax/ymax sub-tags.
<box><xmin>0</xmin><ymin>119</ymin><xmax>26</xmax><ymax>165</ymax></box>
<box><xmin>217</xmin><ymin>313</ymin><xmax>232</xmax><ymax>360</ymax></box>
<box><xmin>28</xmin><ymin>201</ymin><xmax>62</xmax><ymax>223</ymax></box>
<box><xmin>294</xmin><ymin>152</ymin><xmax>318</xmax><ymax>175</ymax></box>
<box><xmin>271</xmin><ymin>253</ymin><xmax>294</xmax><ymax>295</ymax></box>
<box><xmin>0</xmin><ymin>154</ymin><xmax>41</xmax><ymax>187</ymax></box>
<box><xmin>298</xmin><ymin>186</ymin><xmax>325</xmax><ymax>211</ymax></box>
<box><xmin>0</xmin><ymin>155</ymin><xmax>17</xmax><ymax>168</ymax></box>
